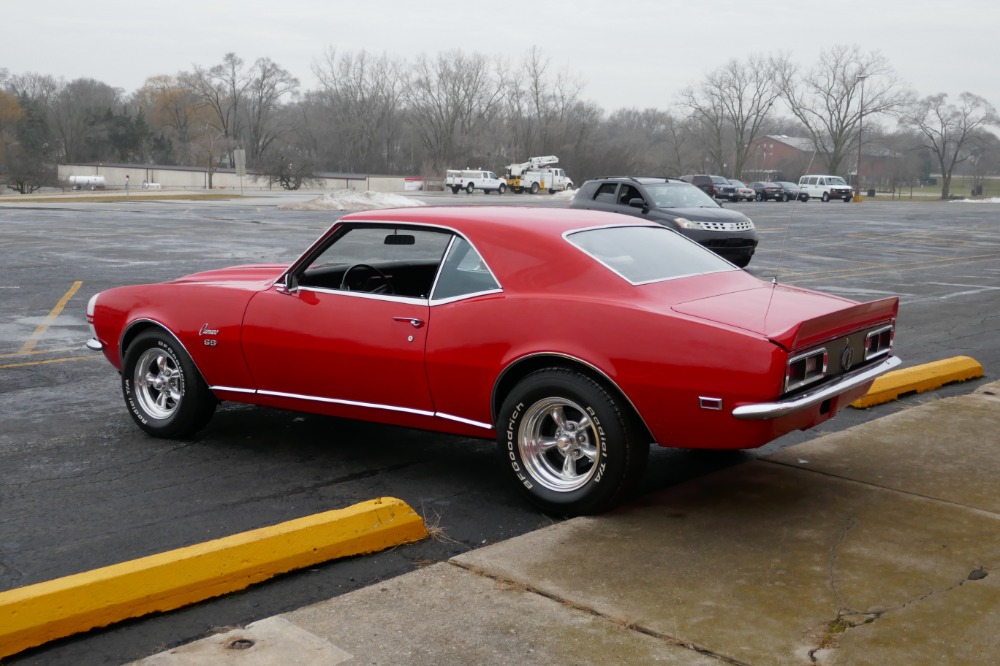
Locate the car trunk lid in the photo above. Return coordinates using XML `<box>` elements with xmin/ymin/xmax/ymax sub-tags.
<box><xmin>670</xmin><ymin>282</ymin><xmax>898</xmax><ymax>351</ymax></box>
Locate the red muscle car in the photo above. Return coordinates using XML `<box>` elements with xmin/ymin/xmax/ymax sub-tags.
<box><xmin>87</xmin><ymin>206</ymin><xmax>899</xmax><ymax>515</ymax></box>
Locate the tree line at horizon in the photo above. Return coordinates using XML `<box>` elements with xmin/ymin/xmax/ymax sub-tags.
<box><xmin>1</xmin><ymin>44</ymin><xmax>997</xmax><ymax>197</ymax></box>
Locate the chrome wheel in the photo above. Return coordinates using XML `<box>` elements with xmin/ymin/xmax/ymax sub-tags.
<box><xmin>133</xmin><ymin>348</ymin><xmax>182</xmax><ymax>419</ymax></box>
<box><xmin>518</xmin><ymin>397</ymin><xmax>599</xmax><ymax>492</ymax></box>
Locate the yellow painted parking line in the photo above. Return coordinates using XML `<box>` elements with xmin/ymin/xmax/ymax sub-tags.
<box><xmin>18</xmin><ymin>281</ymin><xmax>83</xmax><ymax>355</ymax></box>
<box><xmin>0</xmin><ymin>497</ymin><xmax>428</xmax><ymax>659</ymax></box>
<box><xmin>0</xmin><ymin>346</ymin><xmax>91</xmax><ymax>359</ymax></box>
<box><xmin>0</xmin><ymin>355</ymin><xmax>102</xmax><ymax>370</ymax></box>
<box><xmin>851</xmin><ymin>356</ymin><xmax>984</xmax><ymax>408</ymax></box>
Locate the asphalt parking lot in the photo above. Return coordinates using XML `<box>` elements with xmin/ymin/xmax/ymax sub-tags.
<box><xmin>1</xmin><ymin>192</ymin><xmax>998</xmax><ymax>664</ymax></box>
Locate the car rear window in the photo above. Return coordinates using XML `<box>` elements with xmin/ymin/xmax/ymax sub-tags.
<box><xmin>565</xmin><ymin>226</ymin><xmax>735</xmax><ymax>284</ymax></box>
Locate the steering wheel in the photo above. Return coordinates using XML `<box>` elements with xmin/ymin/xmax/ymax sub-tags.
<box><xmin>339</xmin><ymin>263</ymin><xmax>394</xmax><ymax>294</ymax></box>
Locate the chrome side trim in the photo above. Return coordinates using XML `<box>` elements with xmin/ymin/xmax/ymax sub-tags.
<box><xmin>210</xmin><ymin>385</ymin><xmax>257</xmax><ymax>394</ymax></box>
<box><xmin>435</xmin><ymin>412</ymin><xmax>494</xmax><ymax>430</ymax></box>
<box><xmin>732</xmin><ymin>356</ymin><xmax>902</xmax><ymax>420</ymax></box>
<box><xmin>256</xmin><ymin>389</ymin><xmax>436</xmax><ymax>418</ymax></box>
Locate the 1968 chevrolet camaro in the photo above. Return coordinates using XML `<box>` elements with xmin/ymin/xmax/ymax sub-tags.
<box><xmin>87</xmin><ymin>206</ymin><xmax>900</xmax><ymax>515</ymax></box>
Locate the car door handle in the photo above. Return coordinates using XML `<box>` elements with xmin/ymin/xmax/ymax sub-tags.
<box><xmin>393</xmin><ymin>316</ymin><xmax>424</xmax><ymax>328</ymax></box>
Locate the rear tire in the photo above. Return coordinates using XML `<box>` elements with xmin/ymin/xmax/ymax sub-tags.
<box><xmin>122</xmin><ymin>330</ymin><xmax>216</xmax><ymax>438</ymax></box>
<box><xmin>530</xmin><ymin>182</ymin><xmax>540</xmax><ymax>194</ymax></box>
<box><xmin>497</xmin><ymin>369</ymin><xmax>648</xmax><ymax>516</ymax></box>
<box><xmin>755</xmin><ymin>192</ymin><xmax>763</xmax><ymax>202</ymax></box>
<box><xmin>451</xmin><ymin>186</ymin><xmax>460</xmax><ymax>194</ymax></box>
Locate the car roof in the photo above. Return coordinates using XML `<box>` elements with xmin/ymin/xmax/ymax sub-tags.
<box><xmin>341</xmin><ymin>205</ymin><xmax>659</xmax><ymax>241</ymax></box>
<box><xmin>340</xmin><ymin>206</ymin><xmax>664</xmax><ymax>294</ymax></box>
<box><xmin>586</xmin><ymin>176</ymin><xmax>687</xmax><ymax>185</ymax></box>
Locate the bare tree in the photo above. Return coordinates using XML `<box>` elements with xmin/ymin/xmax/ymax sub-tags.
<box><xmin>404</xmin><ymin>50</ymin><xmax>503</xmax><ymax>170</ymax></box>
<box><xmin>775</xmin><ymin>44</ymin><xmax>910</xmax><ymax>175</ymax></box>
<box><xmin>134</xmin><ymin>74</ymin><xmax>207</xmax><ymax>158</ymax></box>
<box><xmin>183</xmin><ymin>53</ymin><xmax>250</xmax><ymax>153</ymax></box>
<box><xmin>313</xmin><ymin>49</ymin><xmax>406</xmax><ymax>172</ymax></box>
<box><xmin>243</xmin><ymin>57</ymin><xmax>299</xmax><ymax>165</ymax></box>
<box><xmin>678</xmin><ymin>83</ymin><xmax>727</xmax><ymax>174</ymax></box>
<box><xmin>900</xmin><ymin>92</ymin><xmax>999</xmax><ymax>198</ymax></box>
<box><xmin>49</xmin><ymin>78</ymin><xmax>121</xmax><ymax>162</ymax></box>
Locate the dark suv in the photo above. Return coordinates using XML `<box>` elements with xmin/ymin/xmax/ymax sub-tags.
<box><xmin>569</xmin><ymin>177</ymin><xmax>758</xmax><ymax>267</ymax></box>
<box><xmin>680</xmin><ymin>174</ymin><xmax>733</xmax><ymax>200</ymax></box>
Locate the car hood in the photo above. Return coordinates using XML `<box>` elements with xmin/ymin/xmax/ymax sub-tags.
<box><xmin>657</xmin><ymin>207</ymin><xmax>749</xmax><ymax>223</ymax></box>
<box><xmin>170</xmin><ymin>263</ymin><xmax>287</xmax><ymax>287</ymax></box>
<box><xmin>670</xmin><ymin>281</ymin><xmax>898</xmax><ymax>350</ymax></box>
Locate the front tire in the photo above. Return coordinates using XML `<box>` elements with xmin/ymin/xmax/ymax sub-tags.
<box><xmin>122</xmin><ymin>330</ymin><xmax>216</xmax><ymax>438</ymax></box>
<box><xmin>498</xmin><ymin>183</ymin><xmax>506</xmax><ymax>194</ymax></box>
<box><xmin>497</xmin><ymin>369</ymin><xmax>648</xmax><ymax>516</ymax></box>
<box><xmin>466</xmin><ymin>182</ymin><xmax>475</xmax><ymax>194</ymax></box>
<box><xmin>821</xmin><ymin>192</ymin><xmax>830</xmax><ymax>202</ymax></box>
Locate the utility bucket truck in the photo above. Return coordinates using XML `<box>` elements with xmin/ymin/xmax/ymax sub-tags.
<box><xmin>504</xmin><ymin>156</ymin><xmax>574</xmax><ymax>194</ymax></box>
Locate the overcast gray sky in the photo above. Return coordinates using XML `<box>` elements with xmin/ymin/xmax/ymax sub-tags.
<box><xmin>4</xmin><ymin>0</ymin><xmax>998</xmax><ymax>112</ymax></box>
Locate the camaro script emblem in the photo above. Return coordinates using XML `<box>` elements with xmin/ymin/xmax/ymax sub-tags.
<box><xmin>199</xmin><ymin>324</ymin><xmax>219</xmax><ymax>336</ymax></box>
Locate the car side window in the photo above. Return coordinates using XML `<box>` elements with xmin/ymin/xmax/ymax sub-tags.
<box><xmin>299</xmin><ymin>226</ymin><xmax>452</xmax><ymax>298</ymax></box>
<box><xmin>618</xmin><ymin>184</ymin><xmax>642</xmax><ymax>205</ymax></box>
<box><xmin>431</xmin><ymin>237</ymin><xmax>500</xmax><ymax>301</ymax></box>
<box><xmin>593</xmin><ymin>182</ymin><xmax>618</xmax><ymax>204</ymax></box>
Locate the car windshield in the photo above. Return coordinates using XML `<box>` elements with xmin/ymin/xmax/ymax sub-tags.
<box><xmin>827</xmin><ymin>176</ymin><xmax>848</xmax><ymax>186</ymax></box>
<box><xmin>712</xmin><ymin>177</ymin><xmax>729</xmax><ymax>185</ymax></box>
<box><xmin>566</xmin><ymin>225</ymin><xmax>734</xmax><ymax>284</ymax></box>
<box><xmin>642</xmin><ymin>183</ymin><xmax>719</xmax><ymax>209</ymax></box>
<box><xmin>729</xmin><ymin>180</ymin><xmax>747</xmax><ymax>187</ymax></box>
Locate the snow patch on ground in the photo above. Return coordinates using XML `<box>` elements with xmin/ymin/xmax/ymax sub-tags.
<box><xmin>950</xmin><ymin>197</ymin><xmax>1000</xmax><ymax>203</ymax></box>
<box><xmin>278</xmin><ymin>190</ymin><xmax>427</xmax><ymax>211</ymax></box>
<box><xmin>550</xmin><ymin>189</ymin><xmax>576</xmax><ymax>200</ymax></box>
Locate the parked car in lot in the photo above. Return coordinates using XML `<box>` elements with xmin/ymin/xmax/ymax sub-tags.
<box><xmin>776</xmin><ymin>181</ymin><xmax>802</xmax><ymax>202</ymax></box>
<box><xmin>750</xmin><ymin>181</ymin><xmax>786</xmax><ymax>201</ymax></box>
<box><xmin>680</xmin><ymin>174</ymin><xmax>731</xmax><ymax>199</ymax></box>
<box><xmin>87</xmin><ymin>207</ymin><xmax>899</xmax><ymax>516</ymax></box>
<box><xmin>798</xmin><ymin>174</ymin><xmax>854</xmax><ymax>202</ymax></box>
<box><xmin>729</xmin><ymin>179</ymin><xmax>756</xmax><ymax>202</ymax></box>
<box><xmin>569</xmin><ymin>176</ymin><xmax>758</xmax><ymax>267</ymax></box>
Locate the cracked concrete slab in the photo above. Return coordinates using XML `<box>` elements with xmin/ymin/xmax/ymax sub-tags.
<box><xmin>280</xmin><ymin>563</ymin><xmax>721</xmax><ymax>665</ymax></box>
<box><xmin>766</xmin><ymin>382</ymin><xmax>1000</xmax><ymax>511</ymax></box>
<box><xmin>454</xmin><ymin>460</ymin><xmax>1000</xmax><ymax>665</ymax></box>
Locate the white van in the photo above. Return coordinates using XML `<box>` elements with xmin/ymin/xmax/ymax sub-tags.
<box><xmin>798</xmin><ymin>175</ymin><xmax>854</xmax><ymax>203</ymax></box>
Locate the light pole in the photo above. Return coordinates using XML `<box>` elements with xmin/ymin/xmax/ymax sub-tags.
<box><xmin>854</xmin><ymin>73</ymin><xmax>868</xmax><ymax>202</ymax></box>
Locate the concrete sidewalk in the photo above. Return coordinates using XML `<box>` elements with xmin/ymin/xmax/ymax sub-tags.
<box><xmin>138</xmin><ymin>380</ymin><xmax>1000</xmax><ymax>665</ymax></box>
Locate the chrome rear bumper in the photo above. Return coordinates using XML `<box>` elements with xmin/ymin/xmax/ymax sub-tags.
<box><xmin>732</xmin><ymin>356</ymin><xmax>902</xmax><ymax>420</ymax></box>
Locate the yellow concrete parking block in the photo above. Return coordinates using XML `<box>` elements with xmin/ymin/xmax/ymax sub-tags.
<box><xmin>851</xmin><ymin>356</ymin><xmax>984</xmax><ymax>408</ymax></box>
<box><xmin>0</xmin><ymin>497</ymin><xmax>427</xmax><ymax>659</ymax></box>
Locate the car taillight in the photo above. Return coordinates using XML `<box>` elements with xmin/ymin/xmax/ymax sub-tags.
<box><xmin>785</xmin><ymin>348</ymin><xmax>828</xmax><ymax>393</ymax></box>
<box><xmin>865</xmin><ymin>324</ymin><xmax>894</xmax><ymax>360</ymax></box>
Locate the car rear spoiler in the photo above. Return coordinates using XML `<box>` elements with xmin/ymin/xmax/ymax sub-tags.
<box><xmin>768</xmin><ymin>297</ymin><xmax>899</xmax><ymax>351</ymax></box>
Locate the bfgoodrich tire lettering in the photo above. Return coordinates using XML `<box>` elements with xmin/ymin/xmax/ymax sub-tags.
<box><xmin>497</xmin><ymin>368</ymin><xmax>648</xmax><ymax>516</ymax></box>
<box><xmin>122</xmin><ymin>330</ymin><xmax>216</xmax><ymax>438</ymax></box>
